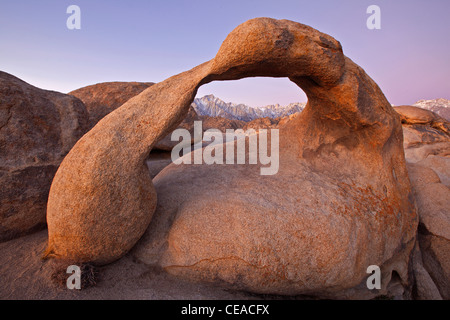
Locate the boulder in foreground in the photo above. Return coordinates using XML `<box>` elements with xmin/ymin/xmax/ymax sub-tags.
<box><xmin>46</xmin><ymin>18</ymin><xmax>417</xmax><ymax>299</ymax></box>
<box><xmin>69</xmin><ymin>81</ymin><xmax>154</xmax><ymax>129</ymax></box>
<box><xmin>0</xmin><ymin>71</ymin><xmax>89</xmax><ymax>242</ymax></box>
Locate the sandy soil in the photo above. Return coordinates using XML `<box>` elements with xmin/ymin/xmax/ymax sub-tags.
<box><xmin>0</xmin><ymin>156</ymin><xmax>259</xmax><ymax>300</ymax></box>
<box><xmin>0</xmin><ymin>230</ymin><xmax>256</xmax><ymax>300</ymax></box>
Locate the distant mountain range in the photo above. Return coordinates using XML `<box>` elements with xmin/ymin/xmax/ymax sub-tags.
<box><xmin>192</xmin><ymin>95</ymin><xmax>450</xmax><ymax>122</ymax></box>
<box><xmin>413</xmin><ymin>98</ymin><xmax>450</xmax><ymax>121</ymax></box>
<box><xmin>191</xmin><ymin>94</ymin><xmax>305</xmax><ymax>122</ymax></box>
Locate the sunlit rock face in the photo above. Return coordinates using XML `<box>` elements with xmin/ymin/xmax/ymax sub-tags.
<box><xmin>45</xmin><ymin>18</ymin><xmax>417</xmax><ymax>299</ymax></box>
<box><xmin>69</xmin><ymin>81</ymin><xmax>154</xmax><ymax>129</ymax></box>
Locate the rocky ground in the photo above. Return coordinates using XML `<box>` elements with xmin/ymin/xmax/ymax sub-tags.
<box><xmin>0</xmin><ymin>230</ymin><xmax>259</xmax><ymax>300</ymax></box>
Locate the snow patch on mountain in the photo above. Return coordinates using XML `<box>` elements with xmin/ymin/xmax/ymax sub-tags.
<box><xmin>192</xmin><ymin>94</ymin><xmax>306</xmax><ymax>121</ymax></box>
<box><xmin>413</xmin><ymin>98</ymin><xmax>450</xmax><ymax>121</ymax></box>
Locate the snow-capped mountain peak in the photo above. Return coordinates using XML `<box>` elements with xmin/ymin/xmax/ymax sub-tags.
<box><xmin>412</xmin><ymin>98</ymin><xmax>450</xmax><ymax>121</ymax></box>
<box><xmin>191</xmin><ymin>95</ymin><xmax>306</xmax><ymax>121</ymax></box>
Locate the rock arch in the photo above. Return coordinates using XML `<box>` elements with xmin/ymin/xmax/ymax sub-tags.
<box><xmin>45</xmin><ymin>18</ymin><xmax>417</xmax><ymax>297</ymax></box>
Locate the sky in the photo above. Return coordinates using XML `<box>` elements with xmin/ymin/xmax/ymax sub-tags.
<box><xmin>0</xmin><ymin>0</ymin><xmax>449</xmax><ymax>107</ymax></box>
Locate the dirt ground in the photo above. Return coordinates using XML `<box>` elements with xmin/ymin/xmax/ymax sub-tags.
<box><xmin>0</xmin><ymin>230</ymin><xmax>257</xmax><ymax>300</ymax></box>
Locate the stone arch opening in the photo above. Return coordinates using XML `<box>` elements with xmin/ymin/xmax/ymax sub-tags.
<box><xmin>150</xmin><ymin>76</ymin><xmax>308</xmax><ymax>167</ymax></box>
<box><xmin>45</xmin><ymin>19</ymin><xmax>415</xmax><ymax>299</ymax></box>
<box><xmin>195</xmin><ymin>77</ymin><xmax>307</xmax><ymax>111</ymax></box>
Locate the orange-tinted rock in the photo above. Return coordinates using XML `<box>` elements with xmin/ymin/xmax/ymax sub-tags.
<box><xmin>70</xmin><ymin>82</ymin><xmax>203</xmax><ymax>152</ymax></box>
<box><xmin>69</xmin><ymin>82</ymin><xmax>154</xmax><ymax>128</ymax></box>
<box><xmin>153</xmin><ymin>107</ymin><xmax>202</xmax><ymax>151</ymax></box>
<box><xmin>0</xmin><ymin>71</ymin><xmax>89</xmax><ymax>242</ymax></box>
<box><xmin>394</xmin><ymin>105</ymin><xmax>450</xmax><ymax>163</ymax></box>
<box><xmin>46</xmin><ymin>18</ymin><xmax>417</xmax><ymax>298</ymax></box>
<box><xmin>416</xmin><ymin>155</ymin><xmax>450</xmax><ymax>188</ymax></box>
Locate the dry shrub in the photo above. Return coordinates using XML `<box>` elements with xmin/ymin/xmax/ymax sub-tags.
<box><xmin>49</xmin><ymin>259</ymin><xmax>99</xmax><ymax>289</ymax></box>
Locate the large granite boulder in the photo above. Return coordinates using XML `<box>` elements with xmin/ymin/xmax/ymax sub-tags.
<box><xmin>394</xmin><ymin>105</ymin><xmax>450</xmax><ymax>164</ymax></box>
<box><xmin>69</xmin><ymin>82</ymin><xmax>154</xmax><ymax>129</ymax></box>
<box><xmin>45</xmin><ymin>18</ymin><xmax>417</xmax><ymax>298</ymax></box>
<box><xmin>395</xmin><ymin>105</ymin><xmax>449</xmax><ymax>298</ymax></box>
<box><xmin>153</xmin><ymin>106</ymin><xmax>202</xmax><ymax>151</ymax></box>
<box><xmin>70</xmin><ymin>81</ymin><xmax>204</xmax><ymax>152</ymax></box>
<box><xmin>0</xmin><ymin>71</ymin><xmax>89</xmax><ymax>242</ymax></box>
<box><xmin>407</xmin><ymin>163</ymin><xmax>450</xmax><ymax>299</ymax></box>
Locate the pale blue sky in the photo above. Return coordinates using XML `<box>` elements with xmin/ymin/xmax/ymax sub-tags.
<box><xmin>0</xmin><ymin>0</ymin><xmax>449</xmax><ymax>107</ymax></box>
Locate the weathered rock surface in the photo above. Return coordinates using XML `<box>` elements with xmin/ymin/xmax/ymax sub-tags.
<box><xmin>70</xmin><ymin>82</ymin><xmax>204</xmax><ymax>152</ymax></box>
<box><xmin>46</xmin><ymin>18</ymin><xmax>417</xmax><ymax>298</ymax></box>
<box><xmin>154</xmin><ymin>107</ymin><xmax>202</xmax><ymax>151</ymax></box>
<box><xmin>0</xmin><ymin>230</ymin><xmax>255</xmax><ymax>300</ymax></box>
<box><xmin>0</xmin><ymin>71</ymin><xmax>89</xmax><ymax>242</ymax></box>
<box><xmin>200</xmin><ymin>115</ymin><xmax>246</xmax><ymax>132</ymax></box>
<box><xmin>413</xmin><ymin>99</ymin><xmax>450</xmax><ymax>122</ymax></box>
<box><xmin>416</xmin><ymin>155</ymin><xmax>450</xmax><ymax>188</ymax></box>
<box><xmin>145</xmin><ymin>152</ymin><xmax>173</xmax><ymax>179</ymax></box>
<box><xmin>407</xmin><ymin>163</ymin><xmax>450</xmax><ymax>299</ymax></box>
<box><xmin>394</xmin><ymin>105</ymin><xmax>450</xmax><ymax>163</ymax></box>
<box><xmin>419</xmin><ymin>234</ymin><xmax>450</xmax><ymax>300</ymax></box>
<box><xmin>45</xmin><ymin>60</ymin><xmax>214</xmax><ymax>264</ymax></box>
<box><xmin>241</xmin><ymin>116</ymin><xmax>278</xmax><ymax>131</ymax></box>
<box><xmin>68</xmin><ymin>80</ymin><xmax>301</xmax><ymax>153</ymax></box>
<box><xmin>69</xmin><ymin>82</ymin><xmax>154</xmax><ymax>129</ymax></box>
<box><xmin>411</xmin><ymin>243</ymin><xmax>442</xmax><ymax>300</ymax></box>
<box><xmin>395</xmin><ymin>105</ymin><xmax>450</xmax><ymax>299</ymax></box>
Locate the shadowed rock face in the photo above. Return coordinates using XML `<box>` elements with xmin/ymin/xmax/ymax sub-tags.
<box><xmin>397</xmin><ymin>106</ymin><xmax>450</xmax><ymax>299</ymax></box>
<box><xmin>0</xmin><ymin>71</ymin><xmax>89</xmax><ymax>242</ymax></box>
<box><xmin>394</xmin><ymin>105</ymin><xmax>450</xmax><ymax>191</ymax></box>
<box><xmin>45</xmin><ymin>18</ymin><xmax>417</xmax><ymax>298</ymax></box>
<box><xmin>151</xmin><ymin>107</ymin><xmax>201</xmax><ymax>151</ymax></box>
